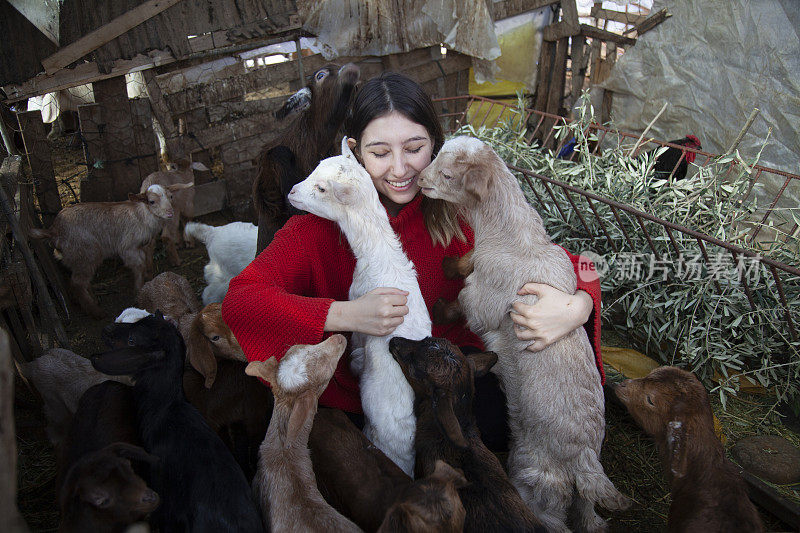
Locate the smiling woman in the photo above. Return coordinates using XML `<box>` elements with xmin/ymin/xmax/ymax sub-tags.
<box><xmin>221</xmin><ymin>70</ymin><xmax>603</xmax><ymax>457</ymax></box>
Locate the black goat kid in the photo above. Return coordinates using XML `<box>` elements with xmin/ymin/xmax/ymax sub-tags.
<box><xmin>92</xmin><ymin>313</ymin><xmax>264</xmax><ymax>533</ymax></box>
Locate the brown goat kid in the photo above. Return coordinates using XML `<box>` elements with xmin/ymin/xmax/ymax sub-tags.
<box><xmin>58</xmin><ymin>442</ymin><xmax>159</xmax><ymax>533</ymax></box>
<box><xmin>614</xmin><ymin>366</ymin><xmax>765</xmax><ymax>533</ymax></box>
<box><xmin>377</xmin><ymin>459</ymin><xmax>468</xmax><ymax>533</ymax></box>
<box><xmin>135</xmin><ymin>272</ymin><xmax>245</xmax><ymax>388</ymax></box>
<box><xmin>253</xmin><ymin>63</ymin><xmax>360</xmax><ymax>251</ymax></box>
<box><xmin>30</xmin><ymin>184</ymin><xmax>191</xmax><ymax>318</ymax></box>
<box><xmin>246</xmin><ymin>335</ymin><xmax>361</xmax><ymax>532</ymax></box>
<box><xmin>389</xmin><ymin>336</ymin><xmax>546</xmax><ymax>533</ymax></box>
<box><xmin>140</xmin><ymin>159</ymin><xmax>204</xmax><ymax>267</ymax></box>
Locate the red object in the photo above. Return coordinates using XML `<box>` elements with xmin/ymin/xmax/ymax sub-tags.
<box><xmin>222</xmin><ymin>194</ymin><xmax>604</xmax><ymax>413</ymax></box>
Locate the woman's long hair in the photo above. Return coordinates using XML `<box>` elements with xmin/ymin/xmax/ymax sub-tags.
<box><xmin>345</xmin><ymin>72</ymin><xmax>465</xmax><ymax>247</ymax></box>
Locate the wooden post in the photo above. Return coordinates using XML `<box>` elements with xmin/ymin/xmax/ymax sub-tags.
<box><xmin>569</xmin><ymin>36</ymin><xmax>589</xmax><ymax>109</ymax></box>
<box><xmin>183</xmin><ymin>108</ymin><xmax>213</xmax><ymax>185</ymax></box>
<box><xmin>78</xmin><ymin>103</ymin><xmax>113</xmax><ymax>202</ymax></box>
<box><xmin>16</xmin><ymin>110</ymin><xmax>62</xmax><ymax>226</ymax></box>
<box><xmin>0</xmin><ymin>327</ymin><xmax>30</xmax><ymax>533</ymax></box>
<box><xmin>130</xmin><ymin>98</ymin><xmax>159</xmax><ymax>178</ymax></box>
<box><xmin>600</xmin><ymin>42</ymin><xmax>616</xmax><ymax>124</ymax></box>
<box><xmin>92</xmin><ymin>75</ymin><xmax>141</xmax><ymax>199</ymax></box>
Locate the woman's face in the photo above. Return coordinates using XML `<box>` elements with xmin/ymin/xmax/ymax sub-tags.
<box><xmin>350</xmin><ymin>111</ymin><xmax>434</xmax><ymax>212</ymax></box>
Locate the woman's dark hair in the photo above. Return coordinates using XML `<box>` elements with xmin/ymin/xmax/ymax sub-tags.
<box><xmin>345</xmin><ymin>72</ymin><xmax>445</xmax><ymax>155</ymax></box>
<box><xmin>344</xmin><ymin>72</ymin><xmax>463</xmax><ymax>246</ymax></box>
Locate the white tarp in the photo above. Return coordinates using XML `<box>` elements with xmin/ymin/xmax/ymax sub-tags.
<box><xmin>297</xmin><ymin>0</ymin><xmax>500</xmax><ymax>61</ymax></box>
<box><xmin>599</xmin><ymin>0</ymin><xmax>800</xmax><ymax>207</ymax></box>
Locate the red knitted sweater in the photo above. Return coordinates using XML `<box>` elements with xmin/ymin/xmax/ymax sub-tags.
<box><xmin>222</xmin><ymin>194</ymin><xmax>604</xmax><ymax>413</ymax></box>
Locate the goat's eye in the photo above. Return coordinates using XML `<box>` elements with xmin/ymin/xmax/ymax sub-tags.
<box><xmin>315</xmin><ymin>70</ymin><xmax>328</xmax><ymax>82</ymax></box>
<box><xmin>646</xmin><ymin>395</ymin><xmax>654</xmax><ymax>406</ymax></box>
<box><xmin>210</xmin><ymin>335</ymin><xmax>220</xmax><ymax>342</ymax></box>
<box><xmin>148</xmin><ymin>199</ymin><xmax>155</xmax><ymax>204</ymax></box>
<box><xmin>315</xmin><ymin>184</ymin><xmax>326</xmax><ymax>193</ymax></box>
<box><xmin>442</xmin><ymin>172</ymin><xmax>453</xmax><ymax>180</ymax></box>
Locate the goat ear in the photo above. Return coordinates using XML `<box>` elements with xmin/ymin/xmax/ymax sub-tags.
<box><xmin>190</xmin><ymin>161</ymin><xmax>209</xmax><ymax>172</ymax></box>
<box><xmin>330</xmin><ymin>180</ymin><xmax>356</xmax><ymax>205</ymax></box>
<box><xmin>342</xmin><ymin>136</ymin><xmax>356</xmax><ymax>159</ymax></box>
<box><xmin>433</xmin><ymin>459</ymin><xmax>468</xmax><ymax>488</ymax></box>
<box><xmin>245</xmin><ymin>357</ymin><xmax>279</xmax><ymax>385</ymax></box>
<box><xmin>467</xmin><ymin>351</ymin><xmax>497</xmax><ymax>378</ymax></box>
<box><xmin>463</xmin><ymin>163</ymin><xmax>491</xmax><ymax>203</ymax></box>
<box><xmin>286</xmin><ymin>390</ymin><xmax>317</xmax><ymax>446</ymax></box>
<box><xmin>434</xmin><ymin>389</ymin><xmax>468</xmax><ymax>449</ymax></box>
<box><xmin>666</xmin><ymin>416</ymin><xmax>689</xmax><ymax>479</ymax></box>
<box><xmin>82</xmin><ymin>486</ymin><xmax>112</xmax><ymax>508</ymax></box>
<box><xmin>387</xmin><ymin>502</ymin><xmax>430</xmax><ymax>532</ymax></box>
<box><xmin>186</xmin><ymin>314</ymin><xmax>218</xmax><ymax>388</ymax></box>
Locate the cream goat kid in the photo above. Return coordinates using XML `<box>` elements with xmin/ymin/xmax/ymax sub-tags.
<box><xmin>418</xmin><ymin>136</ymin><xmax>630</xmax><ymax>532</ymax></box>
<box><xmin>245</xmin><ymin>335</ymin><xmax>361</xmax><ymax>533</ymax></box>
<box><xmin>288</xmin><ymin>137</ymin><xmax>431</xmax><ymax>477</ymax></box>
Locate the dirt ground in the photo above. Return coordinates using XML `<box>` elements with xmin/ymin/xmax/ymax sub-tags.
<box><xmin>11</xmin><ymin>140</ymin><xmax>798</xmax><ymax>532</ymax></box>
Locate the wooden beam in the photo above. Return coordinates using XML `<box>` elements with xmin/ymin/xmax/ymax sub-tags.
<box><xmin>628</xmin><ymin>8</ymin><xmax>672</xmax><ymax>37</ymax></box>
<box><xmin>41</xmin><ymin>0</ymin><xmax>183</xmax><ymax>74</ymax></box>
<box><xmin>3</xmin><ymin>50</ymin><xmax>176</xmax><ymax>104</ymax></box>
<box><xmin>7</xmin><ymin>0</ymin><xmax>60</xmax><ymax>45</ymax></box>
<box><xmin>543</xmin><ymin>0</ymin><xmax>581</xmax><ymax>41</ymax></box>
<box><xmin>490</xmin><ymin>0</ymin><xmax>560</xmax><ymax>20</ymax></box>
<box><xmin>580</xmin><ymin>24</ymin><xmax>637</xmax><ymax>46</ymax></box>
<box><xmin>590</xmin><ymin>6</ymin><xmax>647</xmax><ymax>26</ymax></box>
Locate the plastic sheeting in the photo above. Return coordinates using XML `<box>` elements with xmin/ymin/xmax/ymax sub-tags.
<box><xmin>599</xmin><ymin>0</ymin><xmax>800</xmax><ymax>204</ymax></box>
<box><xmin>297</xmin><ymin>0</ymin><xmax>500</xmax><ymax>61</ymax></box>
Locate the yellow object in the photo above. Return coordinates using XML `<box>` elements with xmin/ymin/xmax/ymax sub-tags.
<box><xmin>467</xmin><ymin>9</ymin><xmax>547</xmax><ymax>130</ymax></box>
<box><xmin>601</xmin><ymin>346</ymin><xmax>660</xmax><ymax>379</ymax></box>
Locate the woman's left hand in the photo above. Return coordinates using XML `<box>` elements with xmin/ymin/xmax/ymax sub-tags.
<box><xmin>509</xmin><ymin>283</ymin><xmax>593</xmax><ymax>352</ymax></box>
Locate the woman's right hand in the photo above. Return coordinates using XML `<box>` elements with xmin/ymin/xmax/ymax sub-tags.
<box><xmin>325</xmin><ymin>287</ymin><xmax>409</xmax><ymax>336</ymax></box>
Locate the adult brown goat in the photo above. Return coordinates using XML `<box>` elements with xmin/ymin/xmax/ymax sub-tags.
<box><xmin>252</xmin><ymin>62</ymin><xmax>360</xmax><ymax>252</ymax></box>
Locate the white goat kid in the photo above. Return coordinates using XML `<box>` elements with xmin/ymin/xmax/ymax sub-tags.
<box><xmin>288</xmin><ymin>137</ymin><xmax>431</xmax><ymax>477</ymax></box>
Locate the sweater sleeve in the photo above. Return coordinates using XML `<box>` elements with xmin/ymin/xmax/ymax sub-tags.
<box><xmin>563</xmin><ymin>248</ymin><xmax>605</xmax><ymax>384</ymax></box>
<box><xmin>221</xmin><ymin>216</ymin><xmax>337</xmax><ymax>365</ymax></box>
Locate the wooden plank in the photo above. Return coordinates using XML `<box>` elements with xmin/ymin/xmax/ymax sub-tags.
<box><xmin>164</xmin><ymin>55</ymin><xmax>330</xmax><ymax>115</ymax></box>
<box><xmin>546</xmin><ymin>37</ymin><xmax>569</xmax><ymax>116</ymax></box>
<box><xmin>220</xmin><ymin>134</ymin><xmax>274</xmax><ymax>166</ymax></box>
<box><xmin>92</xmin><ymin>76</ymin><xmax>141</xmax><ymax>198</ymax></box>
<box><xmin>7</xmin><ymin>0</ymin><xmax>59</xmax><ymax>45</ymax></box>
<box><xmin>543</xmin><ymin>0</ymin><xmax>581</xmax><ymax>42</ymax></box>
<box><xmin>142</xmin><ymin>69</ymin><xmax>177</xmax><ymax>138</ymax></box>
<box><xmin>580</xmin><ymin>24</ymin><xmax>637</xmax><ymax>46</ymax></box>
<box><xmin>590</xmin><ymin>6</ymin><xmax>647</xmax><ymax>26</ymax></box>
<box><xmin>3</xmin><ymin>50</ymin><xmax>176</xmax><ymax>104</ymax></box>
<box><xmin>490</xmin><ymin>0</ymin><xmax>560</xmax><ymax>20</ymax></box>
<box><xmin>41</xmin><ymin>0</ymin><xmax>184</xmax><ymax>74</ymax></box>
<box><xmin>16</xmin><ymin>111</ymin><xmax>61</xmax><ymax>226</ymax></box>
<box><xmin>78</xmin><ymin>103</ymin><xmax>113</xmax><ymax>202</ymax></box>
<box><xmin>569</xmin><ymin>35</ymin><xmax>588</xmax><ymax>108</ymax></box>
<box><xmin>534</xmin><ymin>40</ymin><xmax>556</xmax><ymax>112</ymax></box>
<box><xmin>629</xmin><ymin>8</ymin><xmax>672</xmax><ymax>36</ymax></box>
<box><xmin>130</xmin><ymin>98</ymin><xmax>159</xmax><ymax>178</ymax></box>
<box><xmin>206</xmin><ymin>96</ymin><xmax>287</xmax><ymax>124</ymax></box>
<box><xmin>191</xmin><ymin>179</ymin><xmax>227</xmax><ymax>216</ymax></box>
<box><xmin>168</xmin><ymin>110</ymin><xmax>281</xmax><ymax>158</ymax></box>
<box><xmin>0</xmin><ymin>326</ymin><xmax>28</xmax><ymax>533</ymax></box>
